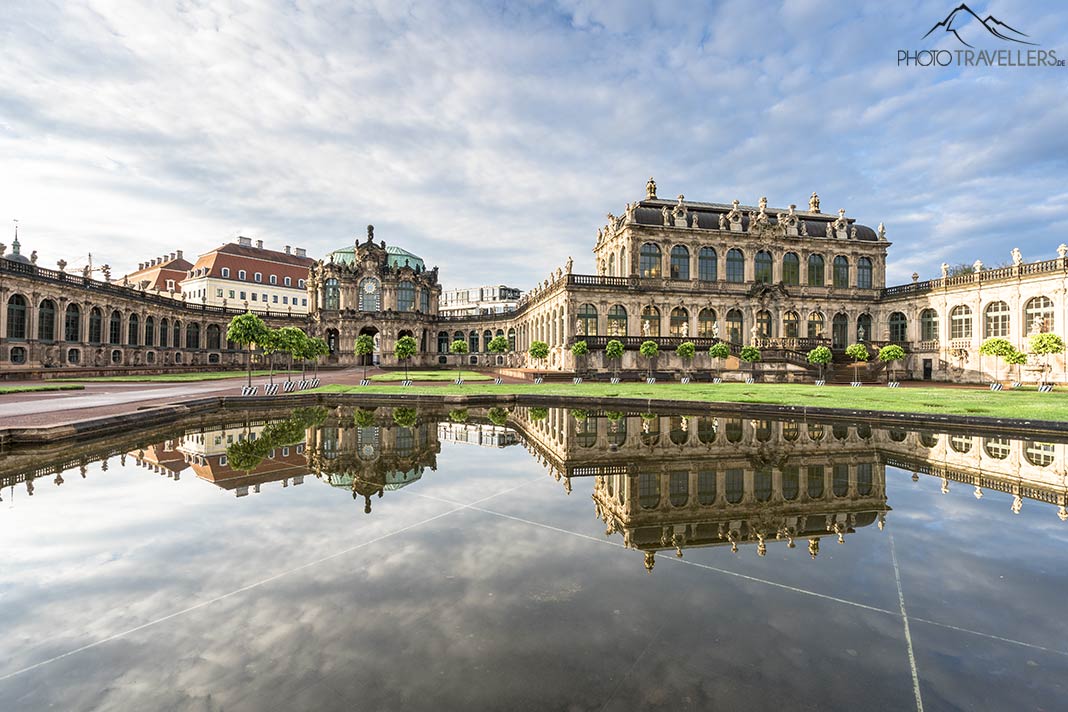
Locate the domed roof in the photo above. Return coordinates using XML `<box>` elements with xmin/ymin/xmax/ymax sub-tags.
<box><xmin>2</xmin><ymin>237</ymin><xmax>31</xmax><ymax>264</ymax></box>
<box><xmin>327</xmin><ymin>244</ymin><xmax>426</xmax><ymax>271</ymax></box>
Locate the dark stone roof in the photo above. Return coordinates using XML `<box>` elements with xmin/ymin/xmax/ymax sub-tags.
<box><xmin>633</xmin><ymin>199</ymin><xmax>879</xmax><ymax>241</ymax></box>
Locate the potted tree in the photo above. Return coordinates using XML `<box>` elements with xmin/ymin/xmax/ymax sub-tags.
<box><xmin>877</xmin><ymin>344</ymin><xmax>906</xmax><ymax>387</ymax></box>
<box><xmin>529</xmin><ymin>340</ymin><xmax>550</xmax><ymax>383</ymax></box>
<box><xmin>978</xmin><ymin>337</ymin><xmax>1014</xmax><ymax>389</ymax></box>
<box><xmin>739</xmin><ymin>345</ymin><xmax>761</xmax><ymax>383</ymax></box>
<box><xmin>1029</xmin><ymin>332</ymin><xmax>1065</xmax><ymax>391</ymax></box>
<box><xmin>844</xmin><ymin>342</ymin><xmax>870</xmax><ymax>386</ymax></box>
<box><xmin>639</xmin><ymin>340</ymin><xmax>659</xmax><ymax>383</ymax></box>
<box><xmin>605</xmin><ymin>339</ymin><xmax>624</xmax><ymax>383</ymax></box>
<box><xmin>355</xmin><ymin>333</ymin><xmax>375</xmax><ymax>385</ymax></box>
<box><xmin>807</xmin><ymin>345</ymin><xmax>832</xmax><ymax>386</ymax></box>
<box><xmin>276</xmin><ymin>326</ymin><xmax>306</xmax><ymax>389</ymax></box>
<box><xmin>226</xmin><ymin>311</ymin><xmax>268</xmax><ymax>392</ymax></box>
<box><xmin>449</xmin><ymin>338</ymin><xmax>469</xmax><ymax>384</ymax></box>
<box><xmin>309</xmin><ymin>337</ymin><xmax>329</xmax><ymax>382</ymax></box>
<box><xmin>1006</xmin><ymin>349</ymin><xmax>1028</xmax><ymax>389</ymax></box>
<box><xmin>486</xmin><ymin>334</ymin><xmax>510</xmax><ymax>383</ymax></box>
<box><xmin>394</xmin><ymin>335</ymin><xmax>418</xmax><ymax>385</ymax></box>
<box><xmin>708</xmin><ymin>341</ymin><xmax>730</xmax><ymax>383</ymax></box>
<box><xmin>676</xmin><ymin>341</ymin><xmax>696</xmax><ymax>383</ymax></box>
<box><xmin>570</xmin><ymin>340</ymin><xmax>589</xmax><ymax>383</ymax></box>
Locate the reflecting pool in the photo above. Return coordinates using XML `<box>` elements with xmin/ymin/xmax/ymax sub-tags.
<box><xmin>2</xmin><ymin>405</ymin><xmax>1067</xmax><ymax>711</ymax></box>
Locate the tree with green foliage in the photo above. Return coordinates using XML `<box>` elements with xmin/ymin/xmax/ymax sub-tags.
<box><xmin>449</xmin><ymin>339</ymin><xmax>469</xmax><ymax>381</ymax></box>
<box><xmin>1029</xmin><ymin>333</ymin><xmax>1065</xmax><ymax>386</ymax></box>
<box><xmin>308</xmin><ymin>337</ymin><xmax>329</xmax><ymax>378</ymax></box>
<box><xmin>979</xmin><ymin>337</ymin><xmax>1015</xmax><ymax>384</ymax></box>
<box><xmin>807</xmin><ymin>345</ymin><xmax>832</xmax><ymax>382</ymax></box>
<box><xmin>529</xmin><ymin>340</ymin><xmax>550</xmax><ymax>374</ymax></box>
<box><xmin>639</xmin><ymin>340</ymin><xmax>659</xmax><ymax>379</ymax></box>
<box><xmin>487</xmin><ymin>407</ymin><xmax>509</xmax><ymax>427</ymax></box>
<box><xmin>275</xmin><ymin>326</ymin><xmax>307</xmax><ymax>381</ymax></box>
<box><xmin>258</xmin><ymin>328</ymin><xmax>284</xmax><ymax>385</ymax></box>
<box><xmin>529</xmin><ymin>407</ymin><xmax>549</xmax><ymax>421</ymax></box>
<box><xmin>845</xmin><ymin>343</ymin><xmax>870</xmax><ymax>383</ymax></box>
<box><xmin>739</xmin><ymin>346</ymin><xmax>761</xmax><ymax>380</ymax></box>
<box><xmin>355</xmin><ymin>333</ymin><xmax>376</xmax><ymax>382</ymax></box>
<box><xmin>449</xmin><ymin>408</ymin><xmax>469</xmax><ymax>423</ymax></box>
<box><xmin>676</xmin><ymin>341</ymin><xmax>696</xmax><ymax>378</ymax></box>
<box><xmin>570</xmin><ymin>339</ymin><xmax>589</xmax><ymax>376</ymax></box>
<box><xmin>605</xmin><ymin>339</ymin><xmax>624</xmax><ymax>379</ymax></box>
<box><xmin>392</xmin><ymin>407</ymin><xmax>419</xmax><ymax>428</ymax></box>
<box><xmin>1006</xmin><ymin>349</ymin><xmax>1028</xmax><ymax>384</ymax></box>
<box><xmin>708</xmin><ymin>341</ymin><xmax>730</xmax><ymax>380</ymax></box>
<box><xmin>394</xmin><ymin>335</ymin><xmax>418</xmax><ymax>381</ymax></box>
<box><xmin>569</xmin><ymin>408</ymin><xmax>589</xmax><ymax>421</ymax></box>
<box><xmin>226</xmin><ymin>311</ymin><xmax>268</xmax><ymax>387</ymax></box>
<box><xmin>877</xmin><ymin>344</ymin><xmax>906</xmax><ymax>383</ymax></box>
<box><xmin>487</xmin><ymin>335</ymin><xmax>510</xmax><ymax>379</ymax></box>
<box><xmin>353</xmin><ymin>407</ymin><xmax>377</xmax><ymax>428</ymax></box>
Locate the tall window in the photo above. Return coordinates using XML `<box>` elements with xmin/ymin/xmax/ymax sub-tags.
<box><xmin>6</xmin><ymin>295</ymin><xmax>27</xmax><ymax>339</ymax></box>
<box><xmin>670</xmin><ymin>245</ymin><xmax>689</xmax><ymax>280</ymax></box>
<box><xmin>144</xmin><ymin>316</ymin><xmax>155</xmax><ymax>347</ymax></box>
<box><xmin>38</xmin><ymin>299</ymin><xmax>56</xmax><ymax>341</ymax></box>
<box><xmin>669</xmin><ymin>307</ymin><xmax>689</xmax><ymax>337</ymax></box>
<box><xmin>754</xmin><ymin>251</ymin><xmax>773</xmax><ymax>284</ymax></box>
<box><xmin>206</xmin><ymin>324</ymin><xmax>221</xmax><ymax>349</ymax></box>
<box><xmin>89</xmin><ymin>308</ymin><xmax>103</xmax><ymax>344</ymax></box>
<box><xmin>641</xmin><ymin>306</ymin><xmax>660</xmax><ymax>336</ymax></box>
<box><xmin>64</xmin><ymin>304</ymin><xmax>81</xmax><ymax>342</ymax></box>
<box><xmin>698</xmin><ymin>308</ymin><xmax>717</xmax><ymax>337</ymax></box>
<box><xmin>807</xmin><ymin>254</ymin><xmax>825</xmax><ymax>286</ymax></box>
<box><xmin>159</xmin><ymin>318</ymin><xmax>169</xmax><ymax>347</ymax></box>
<box><xmin>1024</xmin><ymin>296</ymin><xmax>1054</xmax><ymax>333</ymax></box>
<box><xmin>950</xmin><ymin>305</ymin><xmax>972</xmax><ymax>340</ymax></box>
<box><xmin>833</xmin><ymin>256</ymin><xmax>849</xmax><ymax>288</ymax></box>
<box><xmin>186</xmin><ymin>323</ymin><xmax>200</xmax><ymax>349</ymax></box>
<box><xmin>173</xmin><ymin>321</ymin><xmax>181</xmax><ymax>348</ymax></box>
<box><xmin>127</xmin><ymin>314</ymin><xmax>139</xmax><ymax>346</ymax></box>
<box><xmin>109</xmin><ymin>310</ymin><xmax>122</xmax><ymax>345</ymax></box>
<box><xmin>577</xmin><ymin>303</ymin><xmax>598</xmax><ymax>336</ymax></box>
<box><xmin>508</xmin><ymin>327</ymin><xmax>516</xmax><ymax>351</ymax></box>
<box><xmin>920</xmin><ymin>308</ymin><xmax>939</xmax><ymax>341</ymax></box>
<box><xmin>726</xmin><ymin>309</ymin><xmax>743</xmax><ymax>344</ymax></box>
<box><xmin>639</xmin><ymin>243</ymin><xmax>662</xmax><ymax>278</ymax></box>
<box><xmin>324</xmin><ymin>278</ymin><xmax>340</xmax><ymax>310</ymax></box>
<box><xmin>358</xmin><ymin>278</ymin><xmax>380</xmax><ymax>311</ymax></box>
<box><xmin>889</xmin><ymin>312</ymin><xmax>908</xmax><ymax>342</ymax></box>
<box><xmin>832</xmin><ymin>313</ymin><xmax>848</xmax><ymax>348</ymax></box>
<box><xmin>607</xmin><ymin>253</ymin><xmax>615</xmax><ymax>276</ymax></box>
<box><xmin>782</xmin><ymin>252</ymin><xmax>800</xmax><ymax>285</ymax></box>
<box><xmin>807</xmin><ymin>311</ymin><xmax>824</xmax><ymax>339</ymax></box>
<box><xmin>726</xmin><ymin>249</ymin><xmax>745</xmax><ymax>283</ymax></box>
<box><xmin>984</xmin><ymin>301</ymin><xmax>1010</xmax><ymax>338</ymax></box>
<box><xmin>420</xmin><ymin>289</ymin><xmax>430</xmax><ymax>313</ymax></box>
<box><xmin>469</xmin><ymin>330</ymin><xmax>479</xmax><ymax>352</ymax></box>
<box><xmin>397</xmin><ymin>281</ymin><xmax>416</xmax><ymax>311</ymax></box>
<box><xmin>698</xmin><ymin>247</ymin><xmax>717</xmax><ymax>281</ymax></box>
<box><xmin>783</xmin><ymin>311</ymin><xmax>800</xmax><ymax>338</ymax></box>
<box><xmin>607</xmin><ymin>305</ymin><xmax>627</xmax><ymax>336</ymax></box>
<box><xmin>857</xmin><ymin>257</ymin><xmax>873</xmax><ymax>289</ymax></box>
<box><xmin>857</xmin><ymin>313</ymin><xmax>872</xmax><ymax>342</ymax></box>
<box><xmin>756</xmin><ymin>309</ymin><xmax>772</xmax><ymax>338</ymax></box>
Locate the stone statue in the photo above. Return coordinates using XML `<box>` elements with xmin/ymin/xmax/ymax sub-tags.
<box><xmin>1011</xmin><ymin>247</ymin><xmax>1022</xmax><ymax>266</ymax></box>
<box><xmin>849</xmin><ymin>226</ymin><xmax>857</xmax><ymax>240</ymax></box>
<box><xmin>82</xmin><ymin>264</ymin><xmax>91</xmax><ymax>278</ymax></box>
<box><xmin>725</xmin><ymin>199</ymin><xmax>743</xmax><ymax>230</ymax></box>
<box><xmin>646</xmin><ymin>177</ymin><xmax>657</xmax><ymax>200</ymax></box>
<box><xmin>750</xmin><ymin>324</ymin><xmax>759</xmax><ymax>341</ymax></box>
<box><xmin>711</xmin><ymin>321</ymin><xmax>719</xmax><ymax>339</ymax></box>
<box><xmin>691</xmin><ymin>212</ymin><xmax>700</xmax><ymax>228</ymax></box>
<box><xmin>57</xmin><ymin>259</ymin><xmax>67</xmax><ymax>272</ymax></box>
<box><xmin>718</xmin><ymin>213</ymin><xmax>727</xmax><ymax>230</ymax></box>
<box><xmin>606</xmin><ymin>212</ymin><xmax>617</xmax><ymax>230</ymax></box>
<box><xmin>366</xmin><ymin>224</ymin><xmax>374</xmax><ymax>241</ymax></box>
<box><xmin>101</xmin><ymin>265</ymin><xmax>111</xmax><ymax>281</ymax></box>
<box><xmin>0</xmin><ymin>242</ymin><xmax>5</xmax><ymax>256</ymax></box>
<box><xmin>1030</xmin><ymin>314</ymin><xmax>1045</xmax><ymax>334</ymax></box>
<box><xmin>624</xmin><ymin>201</ymin><xmax>637</xmax><ymax>224</ymax></box>
<box><xmin>758</xmin><ymin>196</ymin><xmax>768</xmax><ymax>212</ymax></box>
<box><xmin>642</xmin><ymin>319</ymin><xmax>651</xmax><ymax>337</ymax></box>
<box><xmin>825</xmin><ymin>221</ymin><xmax>835</xmax><ymax>238</ymax></box>
<box><xmin>941</xmin><ymin>262</ymin><xmax>949</xmax><ymax>278</ymax></box>
<box><xmin>681</xmin><ymin>320</ymin><xmax>689</xmax><ymax>337</ymax></box>
<box><xmin>799</xmin><ymin>220</ymin><xmax>808</xmax><ymax>236</ymax></box>
<box><xmin>877</xmin><ymin>222</ymin><xmax>886</xmax><ymax>240</ymax></box>
<box><xmin>672</xmin><ymin>195</ymin><xmax>687</xmax><ymax>226</ymax></box>
<box><xmin>661</xmin><ymin>206</ymin><xmax>671</xmax><ymax>226</ymax></box>
<box><xmin>833</xmin><ymin>208</ymin><xmax>848</xmax><ymax>235</ymax></box>
<box><xmin>911</xmin><ymin>272</ymin><xmax>919</xmax><ymax>283</ymax></box>
<box><xmin>30</xmin><ymin>250</ymin><xmax>38</xmax><ymax>265</ymax></box>
<box><xmin>565</xmin><ymin>256</ymin><xmax>573</xmax><ymax>274</ymax></box>
<box><xmin>1059</xmin><ymin>244</ymin><xmax>1068</xmax><ymax>259</ymax></box>
<box><xmin>858</xmin><ymin>324</ymin><xmax>866</xmax><ymax>342</ymax></box>
<box><xmin>778</xmin><ymin>204</ymin><xmax>799</xmax><ymax>235</ymax></box>
<box><xmin>973</xmin><ymin>259</ymin><xmax>983</xmax><ymax>273</ymax></box>
<box><xmin>809</xmin><ymin>192</ymin><xmax>820</xmax><ymax>213</ymax></box>
<box><xmin>596</xmin><ymin>227</ymin><xmax>603</xmax><ymax>243</ymax></box>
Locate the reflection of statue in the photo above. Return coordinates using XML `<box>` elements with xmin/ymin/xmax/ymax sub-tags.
<box><xmin>1030</xmin><ymin>315</ymin><xmax>1045</xmax><ymax>335</ymax></box>
<box><xmin>858</xmin><ymin>325</ymin><xmax>866</xmax><ymax>342</ymax></box>
<box><xmin>1011</xmin><ymin>247</ymin><xmax>1022</xmax><ymax>266</ymax></box>
<box><xmin>809</xmin><ymin>192</ymin><xmax>820</xmax><ymax>212</ymax></box>
<box><xmin>646</xmin><ymin>177</ymin><xmax>657</xmax><ymax>200</ymax></box>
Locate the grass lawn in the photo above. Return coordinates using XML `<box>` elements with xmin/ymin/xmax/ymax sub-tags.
<box><xmin>57</xmin><ymin>370</ymin><xmax>276</xmax><ymax>383</ymax></box>
<box><xmin>0</xmin><ymin>383</ymin><xmax>85</xmax><ymax>395</ymax></box>
<box><xmin>308</xmin><ymin>381</ymin><xmax>1068</xmax><ymax>422</ymax></box>
<box><xmin>370</xmin><ymin>370</ymin><xmax>492</xmax><ymax>382</ymax></box>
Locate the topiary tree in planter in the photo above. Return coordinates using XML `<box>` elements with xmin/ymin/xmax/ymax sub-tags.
<box><xmin>739</xmin><ymin>345</ymin><xmax>761</xmax><ymax>380</ymax></box>
<box><xmin>807</xmin><ymin>345</ymin><xmax>832</xmax><ymax>383</ymax></box>
<box><xmin>1029</xmin><ymin>332</ymin><xmax>1065</xmax><ymax>387</ymax></box>
<box><xmin>978</xmin><ymin>337</ymin><xmax>1014</xmax><ymax>385</ymax></box>
<box><xmin>529</xmin><ymin>340</ymin><xmax>550</xmax><ymax>377</ymax></box>
<box><xmin>605</xmin><ymin>339</ymin><xmax>624</xmax><ymax>380</ymax></box>
<box><xmin>353</xmin><ymin>407</ymin><xmax>377</xmax><ymax>428</ymax></box>
<box><xmin>676</xmin><ymin>341</ymin><xmax>696</xmax><ymax>380</ymax></box>
<box><xmin>449</xmin><ymin>408</ymin><xmax>469</xmax><ymax>423</ymax></box>
<box><xmin>844</xmin><ymin>343</ymin><xmax>870</xmax><ymax>383</ymax></box>
<box><xmin>355</xmin><ymin>333</ymin><xmax>375</xmax><ymax>382</ymax></box>
<box><xmin>1006</xmin><ymin>349</ymin><xmax>1028</xmax><ymax>385</ymax></box>
<box><xmin>449</xmin><ymin>338</ymin><xmax>469</xmax><ymax>382</ymax></box>
<box><xmin>394</xmin><ymin>335</ymin><xmax>417</xmax><ymax>382</ymax></box>
<box><xmin>708</xmin><ymin>341</ymin><xmax>730</xmax><ymax>381</ymax></box>
<box><xmin>570</xmin><ymin>340</ymin><xmax>590</xmax><ymax>377</ymax></box>
<box><xmin>392</xmin><ymin>407</ymin><xmax>419</xmax><ymax>428</ymax></box>
<box><xmin>639</xmin><ymin>340</ymin><xmax>659</xmax><ymax>380</ymax></box>
<box><xmin>486</xmin><ymin>335</ymin><xmax>510</xmax><ymax>379</ymax></box>
<box><xmin>877</xmin><ymin>344</ymin><xmax>906</xmax><ymax>383</ymax></box>
<box><xmin>529</xmin><ymin>407</ymin><xmax>549</xmax><ymax>421</ymax></box>
<box><xmin>487</xmin><ymin>407</ymin><xmax>509</xmax><ymax>427</ymax></box>
<box><xmin>227</xmin><ymin>311</ymin><xmax>268</xmax><ymax>388</ymax></box>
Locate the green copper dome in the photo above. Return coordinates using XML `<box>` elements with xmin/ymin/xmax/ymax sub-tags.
<box><xmin>327</xmin><ymin>244</ymin><xmax>425</xmax><ymax>272</ymax></box>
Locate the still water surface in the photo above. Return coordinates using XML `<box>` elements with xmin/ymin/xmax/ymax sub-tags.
<box><xmin>2</xmin><ymin>405</ymin><xmax>1067</xmax><ymax>711</ymax></box>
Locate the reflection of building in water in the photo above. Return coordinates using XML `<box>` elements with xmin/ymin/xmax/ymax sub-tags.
<box><xmin>306</xmin><ymin>413</ymin><xmax>441</xmax><ymax>514</ymax></box>
<box><xmin>127</xmin><ymin>440</ymin><xmax>189</xmax><ymax>480</ymax></box>
<box><xmin>437</xmin><ymin>422</ymin><xmax>519</xmax><ymax>448</ymax></box>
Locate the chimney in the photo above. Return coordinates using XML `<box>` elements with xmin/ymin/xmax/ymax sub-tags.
<box><xmin>170</xmin><ymin>252</ymin><xmax>176</xmax><ymax>261</ymax></box>
<box><xmin>284</xmin><ymin>245</ymin><xmax>291</xmax><ymax>255</ymax></box>
<box><xmin>295</xmin><ymin>247</ymin><xmax>306</xmax><ymax>258</ymax></box>
<box><xmin>238</xmin><ymin>236</ymin><xmax>252</xmax><ymax>247</ymax></box>
<box><xmin>176</xmin><ymin>250</ymin><xmax>183</xmax><ymax>260</ymax></box>
<box><xmin>139</xmin><ymin>262</ymin><xmax>145</xmax><ymax>271</ymax></box>
<box><xmin>255</xmin><ymin>239</ymin><xmax>263</xmax><ymax>249</ymax></box>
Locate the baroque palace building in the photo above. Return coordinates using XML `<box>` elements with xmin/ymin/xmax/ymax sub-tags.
<box><xmin>3</xmin><ymin>179</ymin><xmax>1067</xmax><ymax>382</ymax></box>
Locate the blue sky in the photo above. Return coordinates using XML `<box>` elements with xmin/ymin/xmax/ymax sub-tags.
<box><xmin>1</xmin><ymin>0</ymin><xmax>1066</xmax><ymax>288</ymax></box>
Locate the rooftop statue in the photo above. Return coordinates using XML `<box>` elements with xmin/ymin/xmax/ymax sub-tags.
<box><xmin>661</xmin><ymin>206</ymin><xmax>671</xmax><ymax>226</ymax></box>
<box><xmin>877</xmin><ymin>222</ymin><xmax>886</xmax><ymax>240</ymax></box>
<box><xmin>809</xmin><ymin>192</ymin><xmax>820</xmax><ymax>213</ymax></box>
<box><xmin>646</xmin><ymin>177</ymin><xmax>657</xmax><ymax>200</ymax></box>
<box><xmin>1012</xmin><ymin>247</ymin><xmax>1023</xmax><ymax>266</ymax></box>
<box><xmin>1059</xmin><ymin>244</ymin><xmax>1068</xmax><ymax>259</ymax></box>
<box><xmin>941</xmin><ymin>262</ymin><xmax>949</xmax><ymax>278</ymax></box>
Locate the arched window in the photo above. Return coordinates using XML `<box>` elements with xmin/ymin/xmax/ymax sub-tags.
<box><xmin>607</xmin><ymin>253</ymin><xmax>615</xmax><ymax>276</ymax></box>
<box><xmin>483</xmin><ymin>329</ymin><xmax>492</xmax><ymax>349</ymax></box>
<box><xmin>638</xmin><ymin>472</ymin><xmax>660</xmax><ymax>509</ymax></box>
<box><xmin>807</xmin><ymin>311</ymin><xmax>824</xmax><ymax>339</ymax></box>
<box><xmin>186</xmin><ymin>323</ymin><xmax>200</xmax><ymax>349</ymax></box>
<box><xmin>726</xmin><ymin>309</ymin><xmax>743</xmax><ymax>344</ymax></box>
<box><xmin>950</xmin><ymin>305</ymin><xmax>972</xmax><ymax>340</ymax></box>
<box><xmin>754</xmin><ymin>251</ymin><xmax>773</xmax><ymax>284</ymax></box>
<box><xmin>754</xmin><ymin>468</ymin><xmax>772</xmax><ymax>502</ymax></box>
<box><xmin>670</xmin><ymin>245</ymin><xmax>690</xmax><ymax>280</ymax></box>
<box><xmin>669</xmin><ymin>307</ymin><xmax>689</xmax><ymax>337</ymax></box>
<box><xmin>577</xmin><ymin>304</ymin><xmax>597</xmax><ymax>336</ymax></box>
<box><xmin>89</xmin><ymin>308</ymin><xmax>103</xmax><ymax>344</ymax></box>
<box><xmin>698</xmin><ymin>308</ymin><xmax>717</xmax><ymax>338</ymax></box>
<box><xmin>358</xmin><ymin>278</ymin><xmax>380</xmax><ymax>311</ymax></box>
<box><xmin>889</xmin><ymin>312</ymin><xmax>908</xmax><ymax>342</ymax></box>
<box><xmin>607</xmin><ymin>305</ymin><xmax>627</xmax><ymax>336</ymax></box>
<box><xmin>173</xmin><ymin>321</ymin><xmax>181</xmax><ymax>348</ymax></box>
<box><xmin>808</xmin><ymin>466</ymin><xmax>825</xmax><ymax>498</ymax></box>
<box><xmin>6</xmin><ymin>295</ymin><xmax>28</xmax><ymax>339</ymax></box>
<box><xmin>127</xmin><ymin>314</ymin><xmax>140</xmax><ymax>346</ymax></box>
<box><xmin>324</xmin><ymin>278</ymin><xmax>340</xmax><ymax>310</ymax></box>
<box><xmin>726</xmin><ymin>249</ymin><xmax>745</xmax><ymax>283</ymax></box>
<box><xmin>639</xmin><ymin>243</ymin><xmax>662</xmax><ymax>278</ymax></box>
<box><xmin>857</xmin><ymin>257</ymin><xmax>873</xmax><ymax>289</ymax></box>
<box><xmin>640</xmin><ymin>306</ymin><xmax>660</xmax><ymax>336</ymax></box>
<box><xmin>64</xmin><ymin>304</ymin><xmax>81</xmax><ymax>342</ymax></box>
<box><xmin>782</xmin><ymin>466</ymin><xmax>800</xmax><ymax>500</ymax></box>
<box><xmin>832</xmin><ymin>313</ymin><xmax>848</xmax><ymax>348</ymax></box>
<box><xmin>725</xmin><ymin>469</ymin><xmax>744</xmax><ymax>504</ymax></box>
<box><xmin>469</xmin><ymin>330</ymin><xmax>479</xmax><ymax>353</ymax></box>
<box><xmin>698</xmin><ymin>247</ymin><xmax>717</xmax><ymax>281</ymax></box>
<box><xmin>508</xmin><ymin>327</ymin><xmax>516</xmax><ymax>351</ymax></box>
<box><xmin>1024</xmin><ymin>296</ymin><xmax>1054</xmax><ymax>333</ymax></box>
<box><xmin>144</xmin><ymin>316</ymin><xmax>155</xmax><ymax>347</ymax></box>
<box><xmin>985</xmin><ymin>301</ymin><xmax>1010</xmax><ymax>338</ymax></box>
<box><xmin>807</xmin><ymin>254</ymin><xmax>825</xmax><ymax>286</ymax></box>
<box><xmin>833</xmin><ymin>464</ymin><xmax>850</xmax><ymax>497</ymax></box>
<box><xmin>38</xmin><ymin>299</ymin><xmax>56</xmax><ymax>341</ymax></box>
<box><xmin>669</xmin><ymin>471</ymin><xmax>688</xmax><ymax>507</ymax></box>
<box><xmin>159</xmin><ymin>318</ymin><xmax>169</xmax><ymax>348</ymax></box>
<box><xmin>984</xmin><ymin>437</ymin><xmax>1011</xmax><ymax>459</ymax></box>
<box><xmin>397</xmin><ymin>281</ymin><xmax>416</xmax><ymax>311</ymax></box>
<box><xmin>207</xmin><ymin>324</ymin><xmax>222</xmax><ymax>350</ymax></box>
<box><xmin>756</xmin><ymin>309</ymin><xmax>773</xmax><ymax>338</ymax></box>
<box><xmin>920</xmin><ymin>308</ymin><xmax>939</xmax><ymax>341</ymax></box>
<box><xmin>833</xmin><ymin>256</ymin><xmax>849</xmax><ymax>288</ymax></box>
<box><xmin>783</xmin><ymin>310</ymin><xmax>800</xmax><ymax>338</ymax></box>
<box><xmin>437</xmin><ymin>331</ymin><xmax>449</xmax><ymax>353</ymax></box>
<box><xmin>857</xmin><ymin>313</ymin><xmax>872</xmax><ymax>342</ymax></box>
<box><xmin>697</xmin><ymin>470</ymin><xmax>716</xmax><ymax>504</ymax></box>
<box><xmin>1025</xmin><ymin>441</ymin><xmax>1055</xmax><ymax>467</ymax></box>
<box><xmin>420</xmin><ymin>289</ymin><xmax>430</xmax><ymax>313</ymax></box>
<box><xmin>109</xmin><ymin>310</ymin><xmax>122</xmax><ymax>345</ymax></box>
<box><xmin>782</xmin><ymin>252</ymin><xmax>800</xmax><ymax>285</ymax></box>
<box><xmin>950</xmin><ymin>435</ymin><xmax>973</xmax><ymax>453</ymax></box>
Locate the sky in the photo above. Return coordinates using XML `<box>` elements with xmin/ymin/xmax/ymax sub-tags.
<box><xmin>1</xmin><ymin>0</ymin><xmax>1066</xmax><ymax>289</ymax></box>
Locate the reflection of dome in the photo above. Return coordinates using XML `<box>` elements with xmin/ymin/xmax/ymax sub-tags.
<box><xmin>2</xmin><ymin>237</ymin><xmax>31</xmax><ymax>264</ymax></box>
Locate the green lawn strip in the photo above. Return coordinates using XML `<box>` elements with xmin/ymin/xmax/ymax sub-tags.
<box><xmin>369</xmin><ymin>370</ymin><xmax>492</xmax><ymax>382</ymax></box>
<box><xmin>0</xmin><ymin>383</ymin><xmax>85</xmax><ymax>395</ymax></box>
<box><xmin>306</xmin><ymin>382</ymin><xmax>1068</xmax><ymax>421</ymax></box>
<box><xmin>56</xmin><ymin>370</ymin><xmax>277</xmax><ymax>383</ymax></box>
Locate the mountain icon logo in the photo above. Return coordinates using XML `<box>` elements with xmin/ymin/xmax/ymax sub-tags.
<box><xmin>922</xmin><ymin>3</ymin><xmax>1038</xmax><ymax>48</ymax></box>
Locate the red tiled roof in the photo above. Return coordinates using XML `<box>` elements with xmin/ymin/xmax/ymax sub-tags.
<box><xmin>187</xmin><ymin>242</ymin><xmax>315</xmax><ymax>285</ymax></box>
